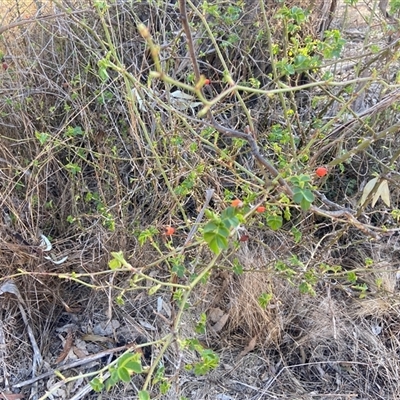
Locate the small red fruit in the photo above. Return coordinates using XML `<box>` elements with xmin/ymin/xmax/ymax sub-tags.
<box><xmin>165</xmin><ymin>226</ymin><xmax>175</xmax><ymax>236</ymax></box>
<box><xmin>256</xmin><ymin>206</ymin><xmax>266</xmax><ymax>213</ymax></box>
<box><xmin>2</xmin><ymin>62</ymin><xmax>8</xmax><ymax>71</ymax></box>
<box><xmin>231</xmin><ymin>199</ymin><xmax>243</xmax><ymax>208</ymax></box>
<box><xmin>204</xmin><ymin>79</ymin><xmax>211</xmax><ymax>85</ymax></box>
<box><xmin>239</xmin><ymin>234</ymin><xmax>249</xmax><ymax>242</ymax></box>
<box><xmin>316</xmin><ymin>167</ymin><xmax>328</xmax><ymax>177</ymax></box>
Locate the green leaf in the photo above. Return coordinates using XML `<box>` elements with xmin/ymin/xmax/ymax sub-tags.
<box><xmin>160</xmin><ymin>381</ymin><xmax>170</xmax><ymax>394</ymax></box>
<box><xmin>73</xmin><ymin>126</ymin><xmax>83</xmax><ymax>136</ymax></box>
<box><xmin>90</xmin><ymin>377</ymin><xmax>104</xmax><ymax>392</ymax></box>
<box><xmin>291</xmin><ymin>227</ymin><xmax>302</xmax><ymax>243</ymax></box>
<box><xmin>347</xmin><ymin>271</ymin><xmax>357</xmax><ymax>283</ymax></box>
<box><xmin>292</xmin><ymin>188</ymin><xmax>303</xmax><ymax>204</ymax></box>
<box><xmin>284</xmin><ymin>206</ymin><xmax>291</xmax><ymax>220</ymax></box>
<box><xmin>35</xmin><ymin>131</ymin><xmax>50</xmax><ymax>145</ymax></box>
<box><xmin>153</xmin><ymin>365</ymin><xmax>165</xmax><ymax>384</ymax></box>
<box><xmin>108</xmin><ymin>258</ymin><xmax>121</xmax><ymax>270</ymax></box>
<box><xmin>301</xmin><ymin>189</ymin><xmax>314</xmax><ymax>202</ymax></box>
<box><xmin>298</xmin><ymin>174</ymin><xmax>311</xmax><ymax>183</ymax></box>
<box><xmin>109</xmin><ymin>251</ymin><xmax>131</xmax><ymax>269</ymax></box>
<box><xmin>214</xmin><ymin>235</ymin><xmax>229</xmax><ymax>250</ymax></box>
<box><xmin>111</xmin><ymin>251</ymin><xmax>125</xmax><ymax>263</ymax></box>
<box><xmin>352</xmin><ymin>283</ymin><xmax>368</xmax><ymax>298</ymax></box>
<box><xmin>172</xmin><ymin>264</ymin><xmax>186</xmax><ymax>278</ymax></box>
<box><xmin>284</xmin><ymin>63</ymin><xmax>295</xmax><ymax>75</ymax></box>
<box><xmin>204</xmin><ymin>221</ymin><xmax>230</xmax><ymax>238</ymax></box>
<box><xmin>98</xmin><ymin>66</ymin><xmax>109</xmax><ymax>82</ymax></box>
<box><xmin>195</xmin><ymin>313</ymin><xmax>207</xmax><ymax>334</ymax></box>
<box><xmin>125</xmin><ymin>360</ymin><xmax>142</xmax><ymax>373</ymax></box>
<box><xmin>258</xmin><ymin>292</ymin><xmax>273</xmax><ymax>308</ymax></box>
<box><xmin>119</xmin><ymin>353</ymin><xmax>143</xmax><ymax>373</ymax></box>
<box><xmin>138</xmin><ymin>227</ymin><xmax>159</xmax><ymax>245</ymax></box>
<box><xmin>115</xmin><ymin>295</ymin><xmax>124</xmax><ymax>306</ymax></box>
<box><xmin>267</xmin><ymin>215</ymin><xmax>283</xmax><ymax>231</ymax></box>
<box><xmin>203</xmin><ymin>233</ymin><xmax>228</xmax><ymax>254</ymax></box>
<box><xmin>118</xmin><ymin>367</ymin><xmax>131</xmax><ymax>382</ymax></box>
<box><xmin>110</xmin><ymin>368</ymin><xmax>118</xmax><ymax>380</ymax></box>
<box><xmin>105</xmin><ymin>369</ymin><xmax>119</xmax><ymax>391</ymax></box>
<box><xmin>148</xmin><ymin>284</ymin><xmax>161</xmax><ymax>295</ymax></box>
<box><xmin>233</xmin><ymin>263</ymin><xmax>243</xmax><ymax>275</ymax></box>
<box><xmin>65</xmin><ymin>125</ymin><xmax>84</xmax><ymax>138</ymax></box>
<box><xmin>65</xmin><ymin>163</ymin><xmax>81</xmax><ymax>175</ymax></box>
<box><xmin>105</xmin><ymin>379</ymin><xmax>114</xmax><ymax>391</ymax></box>
<box><xmin>293</xmin><ymin>54</ymin><xmax>308</xmax><ymax>70</ymax></box>
<box><xmin>203</xmin><ymin>221</ymin><xmax>219</xmax><ymax>233</ymax></box>
<box><xmin>299</xmin><ymin>281</ymin><xmax>316</xmax><ymax>295</ymax></box>
<box><xmin>139</xmin><ymin>390</ymin><xmax>151</xmax><ymax>400</ymax></box>
<box><xmin>300</xmin><ymin>197</ymin><xmax>311</xmax><ymax>211</ymax></box>
<box><xmin>193</xmin><ymin>349</ymin><xmax>219</xmax><ymax>375</ymax></box>
<box><xmin>222</xmin><ymin>215</ymin><xmax>239</xmax><ymax>229</ymax></box>
<box><xmin>216</xmin><ymin>224</ymin><xmax>230</xmax><ymax>237</ymax></box>
<box><xmin>221</xmin><ymin>206</ymin><xmax>241</xmax><ymax>228</ymax></box>
<box><xmin>221</xmin><ymin>206</ymin><xmax>237</xmax><ymax>219</ymax></box>
<box><xmin>291</xmin><ymin>174</ymin><xmax>311</xmax><ymax>187</ymax></box>
<box><xmin>194</xmin><ymin>363</ymin><xmax>207</xmax><ymax>375</ymax></box>
<box><xmin>204</xmin><ymin>209</ymin><xmax>214</xmax><ymax>219</ymax></box>
<box><xmin>293</xmin><ymin>187</ymin><xmax>314</xmax><ymax>210</ymax></box>
<box><xmin>203</xmin><ymin>232</ymin><xmax>215</xmax><ymax>243</ymax></box>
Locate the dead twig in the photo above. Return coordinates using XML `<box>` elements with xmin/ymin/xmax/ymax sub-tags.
<box><xmin>0</xmin><ymin>281</ymin><xmax>43</xmax><ymax>377</ymax></box>
<box><xmin>0</xmin><ymin>12</ymin><xmax>84</xmax><ymax>36</ymax></box>
<box><xmin>12</xmin><ymin>344</ymin><xmax>132</xmax><ymax>389</ymax></box>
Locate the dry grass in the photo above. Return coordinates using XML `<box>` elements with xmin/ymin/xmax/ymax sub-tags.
<box><xmin>1</xmin><ymin>0</ymin><xmax>400</xmax><ymax>399</ymax></box>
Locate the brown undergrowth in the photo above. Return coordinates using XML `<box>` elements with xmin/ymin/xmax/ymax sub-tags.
<box><xmin>2</xmin><ymin>0</ymin><xmax>400</xmax><ymax>399</ymax></box>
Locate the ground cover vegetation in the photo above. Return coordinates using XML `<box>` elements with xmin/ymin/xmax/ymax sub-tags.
<box><xmin>2</xmin><ymin>0</ymin><xmax>400</xmax><ymax>399</ymax></box>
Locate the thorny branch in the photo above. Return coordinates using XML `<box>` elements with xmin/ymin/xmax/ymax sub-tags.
<box><xmin>178</xmin><ymin>0</ymin><xmax>201</xmax><ymax>82</ymax></box>
<box><xmin>176</xmin><ymin>0</ymin><xmax>394</xmax><ymax>240</ymax></box>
